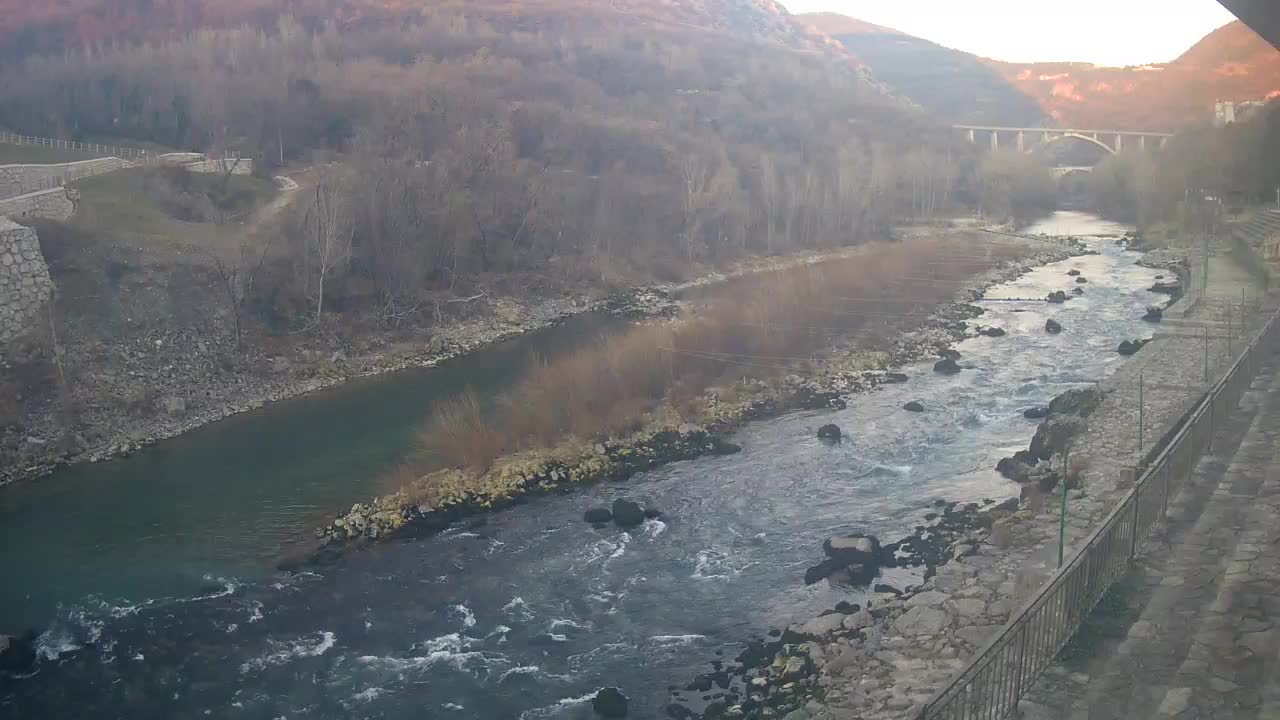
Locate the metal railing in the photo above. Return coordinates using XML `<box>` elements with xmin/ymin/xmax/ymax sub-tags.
<box><xmin>919</xmin><ymin>301</ymin><xmax>1279</xmax><ymax>719</ymax></box>
<box><xmin>0</xmin><ymin>131</ymin><xmax>152</xmax><ymax>161</ymax></box>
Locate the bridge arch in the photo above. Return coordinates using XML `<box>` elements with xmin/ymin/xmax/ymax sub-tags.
<box><xmin>1032</xmin><ymin>132</ymin><xmax>1116</xmax><ymax>156</ymax></box>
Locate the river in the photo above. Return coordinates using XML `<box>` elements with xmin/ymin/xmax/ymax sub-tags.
<box><xmin>1</xmin><ymin>213</ymin><xmax>1150</xmax><ymax>718</ymax></box>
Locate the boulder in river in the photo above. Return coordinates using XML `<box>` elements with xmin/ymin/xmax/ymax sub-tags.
<box><xmin>940</xmin><ymin>348</ymin><xmax>962</xmax><ymax>360</ymax></box>
<box><xmin>934</xmin><ymin>358</ymin><xmax>962</xmax><ymax>375</ymax></box>
<box><xmin>1076</xmin><ymin>276</ymin><xmax>1089</xmax><ymax>284</ymax></box>
<box><xmin>1143</xmin><ymin>306</ymin><xmax>1164</xmax><ymax>323</ymax></box>
<box><xmin>593</xmin><ymin>687</ymin><xmax>629</xmax><ymax>718</ymax></box>
<box><xmin>1072</xmin><ymin>287</ymin><xmax>1085</xmax><ymax>295</ymax></box>
<box><xmin>1023</xmin><ymin>406</ymin><xmax>1051</xmax><ymax>420</ymax></box>
<box><xmin>0</xmin><ymin>632</ymin><xmax>37</xmax><ymax>674</ymax></box>
<box><xmin>996</xmin><ymin>457</ymin><xmax>1034</xmax><ymax>482</ymax></box>
<box><xmin>610</xmin><ymin>499</ymin><xmax>645</xmax><ymax>528</ymax></box>
<box><xmin>823</xmin><ymin>534</ymin><xmax>881</xmax><ymax>565</ymax></box>
<box><xmin>1048</xmin><ymin>387</ymin><xmax>1105</xmax><ymax>417</ymax></box>
<box><xmin>1047</xmin><ymin>291</ymin><xmax>1068</xmax><ymax>303</ymax></box>
<box><xmin>883</xmin><ymin>372</ymin><xmax>910</xmax><ymax>384</ymax></box>
<box><xmin>1067</xmin><ymin>269</ymin><xmax>1081</xmax><ymax>277</ymax></box>
<box><xmin>584</xmin><ymin>508</ymin><xmax>613</xmax><ymax>524</ymax></box>
<box><xmin>817</xmin><ymin>424</ymin><xmax>842</xmax><ymax>442</ymax></box>
<box><xmin>1045</xmin><ymin>319</ymin><xmax>1063</xmax><ymax>334</ymax></box>
<box><xmin>978</xmin><ymin>326</ymin><xmax>1006</xmax><ymax>337</ymax></box>
<box><xmin>903</xmin><ymin>401</ymin><xmax>925</xmax><ymax>413</ymax></box>
<box><xmin>1118</xmin><ymin>339</ymin><xmax>1149</xmax><ymax>356</ymax></box>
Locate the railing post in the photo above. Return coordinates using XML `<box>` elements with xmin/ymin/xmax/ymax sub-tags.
<box><xmin>1130</xmin><ymin>492</ymin><xmax>1140</xmax><ymax>557</ymax></box>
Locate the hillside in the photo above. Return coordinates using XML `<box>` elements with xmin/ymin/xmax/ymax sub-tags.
<box><xmin>987</xmin><ymin>21</ymin><xmax>1280</xmax><ymax>130</ymax></box>
<box><xmin>800</xmin><ymin>13</ymin><xmax>1045</xmax><ymax>127</ymax></box>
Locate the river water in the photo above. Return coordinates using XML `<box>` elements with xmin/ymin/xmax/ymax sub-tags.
<box><xmin>1</xmin><ymin>213</ymin><xmax>1150</xmax><ymax>718</ymax></box>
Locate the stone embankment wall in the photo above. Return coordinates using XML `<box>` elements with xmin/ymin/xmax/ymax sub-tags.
<box><xmin>0</xmin><ymin>187</ymin><xmax>75</xmax><ymax>222</ymax></box>
<box><xmin>0</xmin><ymin>217</ymin><xmax>53</xmax><ymax>342</ymax></box>
<box><xmin>0</xmin><ymin>157</ymin><xmax>132</xmax><ymax>199</ymax></box>
<box><xmin>182</xmin><ymin>157</ymin><xmax>254</xmax><ymax>175</ymax></box>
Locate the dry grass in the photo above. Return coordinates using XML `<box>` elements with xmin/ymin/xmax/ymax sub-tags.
<box><xmin>422</xmin><ymin>235</ymin><xmax>1027</xmax><ymax>470</ymax></box>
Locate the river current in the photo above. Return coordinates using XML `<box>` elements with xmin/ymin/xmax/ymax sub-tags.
<box><xmin>1</xmin><ymin>213</ymin><xmax>1153</xmax><ymax>718</ymax></box>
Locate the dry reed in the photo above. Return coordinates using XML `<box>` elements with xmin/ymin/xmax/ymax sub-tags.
<box><xmin>422</xmin><ymin>236</ymin><xmax>1025</xmax><ymax>470</ymax></box>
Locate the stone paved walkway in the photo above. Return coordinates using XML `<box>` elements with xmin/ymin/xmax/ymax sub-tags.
<box><xmin>1021</xmin><ymin>345</ymin><xmax>1280</xmax><ymax>719</ymax></box>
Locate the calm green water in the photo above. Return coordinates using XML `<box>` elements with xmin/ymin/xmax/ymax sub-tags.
<box><xmin>0</xmin><ymin>313</ymin><xmax>622</xmax><ymax>631</ymax></box>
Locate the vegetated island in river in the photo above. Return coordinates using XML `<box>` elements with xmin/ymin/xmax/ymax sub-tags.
<box><xmin>314</xmin><ymin>232</ymin><xmax>1086</xmax><ymax>557</ymax></box>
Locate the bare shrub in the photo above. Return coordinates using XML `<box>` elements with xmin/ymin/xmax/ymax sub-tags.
<box><xmin>420</xmin><ymin>236</ymin><xmax>1026</xmax><ymax>470</ymax></box>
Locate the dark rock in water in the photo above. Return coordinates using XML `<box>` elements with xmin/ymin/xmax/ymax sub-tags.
<box><xmin>584</xmin><ymin>508</ymin><xmax>613</xmax><ymax>524</ymax></box>
<box><xmin>666</xmin><ymin>703</ymin><xmax>698</xmax><ymax>719</ymax></box>
<box><xmin>1023</xmin><ymin>406</ymin><xmax>1051</xmax><ymax>420</ymax></box>
<box><xmin>996</xmin><ymin>457</ymin><xmax>1034</xmax><ymax>482</ymax></box>
<box><xmin>1118</xmin><ymin>339</ymin><xmax>1149</xmax><ymax>356</ymax></box>
<box><xmin>643</xmin><ymin>508</ymin><xmax>664</xmax><ymax>520</ymax></box>
<box><xmin>934</xmin><ymin>358</ymin><xmax>962</xmax><ymax>375</ymax></box>
<box><xmin>883</xmin><ymin>372</ymin><xmax>910</xmax><ymax>384</ymax></box>
<box><xmin>1012</xmin><ymin>449</ymin><xmax>1039</xmax><ymax>466</ymax></box>
<box><xmin>0</xmin><ymin>632</ymin><xmax>38</xmax><ymax>674</ymax></box>
<box><xmin>686</xmin><ymin>674</ymin><xmax>715</xmax><ymax>692</ymax></box>
<box><xmin>940</xmin><ymin>348</ymin><xmax>962</xmax><ymax>360</ymax></box>
<box><xmin>1143</xmin><ymin>306</ymin><xmax>1164</xmax><ymax>323</ymax></box>
<box><xmin>874</xmin><ymin>583</ymin><xmax>904</xmax><ymax>596</ymax></box>
<box><xmin>1150</xmin><ymin>280</ymin><xmax>1182</xmax><ymax>295</ymax></box>
<box><xmin>903</xmin><ymin>401</ymin><xmax>925</xmax><ymax>413</ymax></box>
<box><xmin>1072</xmin><ymin>287</ymin><xmax>1085</xmax><ymax>295</ymax></box>
<box><xmin>1067</xmin><ymin>269</ymin><xmax>1081</xmax><ymax>276</ymax></box>
<box><xmin>806</xmin><ymin>534</ymin><xmax>882</xmax><ymax>586</ymax></box>
<box><xmin>1029</xmin><ymin>416</ymin><xmax>1087</xmax><ymax>462</ymax></box>
<box><xmin>611</xmin><ymin>499</ymin><xmax>645</xmax><ymax>528</ymax></box>
<box><xmin>1155</xmin><ymin>274</ymin><xmax>1164</xmax><ymax>280</ymax></box>
<box><xmin>833</xmin><ymin>600</ymin><xmax>861</xmax><ymax>614</ymax></box>
<box><xmin>1045</xmin><ymin>319</ymin><xmax>1063</xmax><ymax>334</ymax></box>
<box><xmin>978</xmin><ymin>326</ymin><xmax>1006</xmax><ymax>337</ymax></box>
<box><xmin>1076</xmin><ymin>276</ymin><xmax>1088</xmax><ymax>284</ymax></box>
<box><xmin>1048</xmin><ymin>387</ymin><xmax>1105</xmax><ymax>417</ymax></box>
<box><xmin>817</xmin><ymin>424</ymin><xmax>842</xmax><ymax>442</ymax></box>
<box><xmin>994</xmin><ymin>497</ymin><xmax>1019</xmax><ymax>512</ymax></box>
<box><xmin>593</xmin><ymin>687</ymin><xmax>629</xmax><ymax>718</ymax></box>
<box><xmin>1047</xmin><ymin>291</ymin><xmax>1068</xmax><ymax>303</ymax></box>
<box><xmin>824</xmin><ymin>534</ymin><xmax>881</xmax><ymax>565</ymax></box>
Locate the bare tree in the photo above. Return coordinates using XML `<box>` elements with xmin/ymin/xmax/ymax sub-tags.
<box><xmin>206</xmin><ymin>232</ymin><xmax>276</xmax><ymax>351</ymax></box>
<box><xmin>305</xmin><ymin>168</ymin><xmax>354</xmax><ymax>323</ymax></box>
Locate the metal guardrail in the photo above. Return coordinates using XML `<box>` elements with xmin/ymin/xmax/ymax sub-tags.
<box><xmin>918</xmin><ymin>300</ymin><xmax>1279</xmax><ymax>719</ymax></box>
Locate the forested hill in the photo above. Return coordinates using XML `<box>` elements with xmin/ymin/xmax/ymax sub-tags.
<box><xmin>801</xmin><ymin>13</ymin><xmax>1046</xmax><ymax>127</ymax></box>
<box><xmin>1</xmin><ymin>0</ymin><xmax>1040</xmax><ymax>319</ymax></box>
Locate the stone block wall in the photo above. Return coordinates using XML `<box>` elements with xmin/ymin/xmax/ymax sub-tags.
<box><xmin>0</xmin><ymin>217</ymin><xmax>53</xmax><ymax>343</ymax></box>
<box><xmin>183</xmin><ymin>157</ymin><xmax>255</xmax><ymax>175</ymax></box>
<box><xmin>0</xmin><ymin>187</ymin><xmax>75</xmax><ymax>222</ymax></box>
<box><xmin>0</xmin><ymin>157</ymin><xmax>132</xmax><ymax>199</ymax></box>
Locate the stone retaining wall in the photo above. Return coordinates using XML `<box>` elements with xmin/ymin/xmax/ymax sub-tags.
<box><xmin>0</xmin><ymin>157</ymin><xmax>131</xmax><ymax>199</ymax></box>
<box><xmin>0</xmin><ymin>218</ymin><xmax>53</xmax><ymax>343</ymax></box>
<box><xmin>0</xmin><ymin>187</ymin><xmax>75</xmax><ymax>222</ymax></box>
<box><xmin>183</xmin><ymin>157</ymin><xmax>254</xmax><ymax>175</ymax></box>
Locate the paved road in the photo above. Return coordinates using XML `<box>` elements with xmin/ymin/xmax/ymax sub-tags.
<box><xmin>1021</xmin><ymin>334</ymin><xmax>1280</xmax><ymax>719</ymax></box>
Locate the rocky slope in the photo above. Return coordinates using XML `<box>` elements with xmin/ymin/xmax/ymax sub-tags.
<box><xmin>987</xmin><ymin>21</ymin><xmax>1280</xmax><ymax>130</ymax></box>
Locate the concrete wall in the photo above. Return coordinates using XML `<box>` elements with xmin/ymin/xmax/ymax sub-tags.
<box><xmin>183</xmin><ymin>157</ymin><xmax>254</xmax><ymax>175</ymax></box>
<box><xmin>0</xmin><ymin>187</ymin><xmax>75</xmax><ymax>222</ymax></box>
<box><xmin>0</xmin><ymin>218</ymin><xmax>53</xmax><ymax>343</ymax></box>
<box><xmin>0</xmin><ymin>157</ymin><xmax>132</xmax><ymax>199</ymax></box>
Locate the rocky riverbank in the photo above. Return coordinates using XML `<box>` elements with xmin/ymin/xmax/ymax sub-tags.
<box><xmin>317</xmin><ymin>240</ymin><xmax>1083</xmax><ymax>550</ymax></box>
<box><xmin>1</xmin><ymin>243</ymin><xmax>910</xmax><ymax>488</ymax></box>
<box><xmin>661</xmin><ymin>245</ymin><xmax>1271</xmax><ymax>720</ymax></box>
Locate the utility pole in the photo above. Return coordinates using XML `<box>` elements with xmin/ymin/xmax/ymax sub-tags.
<box><xmin>1059</xmin><ymin>448</ymin><xmax>1070</xmax><ymax>568</ymax></box>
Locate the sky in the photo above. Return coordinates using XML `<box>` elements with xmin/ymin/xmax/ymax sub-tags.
<box><xmin>780</xmin><ymin>0</ymin><xmax>1239</xmax><ymax>67</ymax></box>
